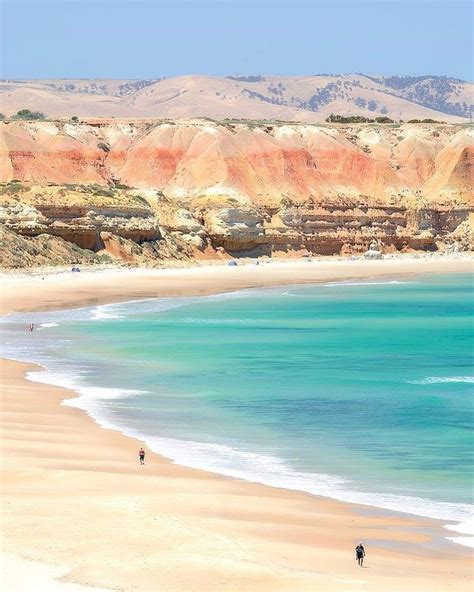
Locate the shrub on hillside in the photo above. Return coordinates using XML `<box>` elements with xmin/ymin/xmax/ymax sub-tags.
<box><xmin>226</xmin><ymin>75</ymin><xmax>265</xmax><ymax>83</ymax></box>
<box><xmin>14</xmin><ymin>109</ymin><xmax>46</xmax><ymax>120</ymax></box>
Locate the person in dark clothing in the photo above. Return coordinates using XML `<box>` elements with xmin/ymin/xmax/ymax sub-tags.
<box><xmin>139</xmin><ymin>448</ymin><xmax>145</xmax><ymax>465</ymax></box>
<box><xmin>355</xmin><ymin>542</ymin><xmax>365</xmax><ymax>566</ymax></box>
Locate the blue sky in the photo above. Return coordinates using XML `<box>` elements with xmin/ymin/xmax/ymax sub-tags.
<box><xmin>1</xmin><ymin>0</ymin><xmax>472</xmax><ymax>80</ymax></box>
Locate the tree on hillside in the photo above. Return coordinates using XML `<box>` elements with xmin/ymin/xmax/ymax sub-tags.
<box><xmin>14</xmin><ymin>109</ymin><xmax>46</xmax><ymax>120</ymax></box>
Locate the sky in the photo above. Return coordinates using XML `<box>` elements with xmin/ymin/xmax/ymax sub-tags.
<box><xmin>1</xmin><ymin>0</ymin><xmax>473</xmax><ymax>80</ymax></box>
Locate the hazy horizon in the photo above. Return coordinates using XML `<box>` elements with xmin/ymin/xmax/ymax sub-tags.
<box><xmin>2</xmin><ymin>72</ymin><xmax>472</xmax><ymax>82</ymax></box>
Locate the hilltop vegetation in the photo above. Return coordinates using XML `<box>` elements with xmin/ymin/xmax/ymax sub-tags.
<box><xmin>364</xmin><ymin>75</ymin><xmax>472</xmax><ymax>118</ymax></box>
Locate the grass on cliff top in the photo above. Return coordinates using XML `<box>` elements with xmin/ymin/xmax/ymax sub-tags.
<box><xmin>213</xmin><ymin>118</ymin><xmax>470</xmax><ymax>132</ymax></box>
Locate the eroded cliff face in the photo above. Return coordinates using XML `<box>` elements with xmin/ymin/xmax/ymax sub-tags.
<box><xmin>0</xmin><ymin>119</ymin><xmax>472</xmax><ymax>267</ymax></box>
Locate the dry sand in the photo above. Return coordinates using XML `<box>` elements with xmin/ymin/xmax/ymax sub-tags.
<box><xmin>1</xmin><ymin>257</ymin><xmax>473</xmax><ymax>591</ymax></box>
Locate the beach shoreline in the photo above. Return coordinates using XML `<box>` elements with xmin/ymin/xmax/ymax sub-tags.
<box><xmin>1</xmin><ymin>255</ymin><xmax>473</xmax><ymax>315</ymax></box>
<box><xmin>1</xmin><ymin>257</ymin><xmax>473</xmax><ymax>591</ymax></box>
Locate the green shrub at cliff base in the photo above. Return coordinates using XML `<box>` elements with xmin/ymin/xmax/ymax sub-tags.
<box><xmin>326</xmin><ymin>114</ymin><xmax>395</xmax><ymax>124</ymax></box>
<box><xmin>14</xmin><ymin>109</ymin><xmax>46</xmax><ymax>121</ymax></box>
<box><xmin>407</xmin><ymin>118</ymin><xmax>446</xmax><ymax>124</ymax></box>
<box><xmin>375</xmin><ymin>116</ymin><xmax>395</xmax><ymax>123</ymax></box>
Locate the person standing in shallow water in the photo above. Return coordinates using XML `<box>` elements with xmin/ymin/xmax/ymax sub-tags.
<box><xmin>355</xmin><ymin>542</ymin><xmax>365</xmax><ymax>566</ymax></box>
<box><xmin>139</xmin><ymin>448</ymin><xmax>145</xmax><ymax>465</ymax></box>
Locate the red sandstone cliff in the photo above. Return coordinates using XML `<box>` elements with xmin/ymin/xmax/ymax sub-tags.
<box><xmin>0</xmin><ymin>119</ymin><xmax>472</xmax><ymax>266</ymax></box>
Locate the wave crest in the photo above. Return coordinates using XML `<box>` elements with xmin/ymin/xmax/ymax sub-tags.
<box><xmin>407</xmin><ymin>376</ymin><xmax>474</xmax><ymax>385</ymax></box>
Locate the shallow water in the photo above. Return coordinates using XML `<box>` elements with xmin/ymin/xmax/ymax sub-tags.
<box><xmin>2</xmin><ymin>274</ymin><xmax>473</xmax><ymax>545</ymax></box>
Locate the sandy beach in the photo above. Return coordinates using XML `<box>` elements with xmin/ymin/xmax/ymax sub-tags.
<box><xmin>1</xmin><ymin>256</ymin><xmax>473</xmax><ymax>316</ymax></box>
<box><xmin>1</xmin><ymin>256</ymin><xmax>473</xmax><ymax>591</ymax></box>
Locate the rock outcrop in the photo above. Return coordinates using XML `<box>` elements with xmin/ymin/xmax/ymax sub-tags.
<box><xmin>0</xmin><ymin>225</ymin><xmax>107</xmax><ymax>268</ymax></box>
<box><xmin>364</xmin><ymin>240</ymin><xmax>383</xmax><ymax>259</ymax></box>
<box><xmin>0</xmin><ymin>184</ymin><xmax>160</xmax><ymax>250</ymax></box>
<box><xmin>0</xmin><ymin>119</ymin><xmax>472</xmax><ymax>267</ymax></box>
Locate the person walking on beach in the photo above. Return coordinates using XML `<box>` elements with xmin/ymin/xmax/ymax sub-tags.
<box><xmin>29</xmin><ymin>323</ymin><xmax>34</xmax><ymax>332</ymax></box>
<box><xmin>139</xmin><ymin>448</ymin><xmax>145</xmax><ymax>465</ymax></box>
<box><xmin>355</xmin><ymin>542</ymin><xmax>365</xmax><ymax>566</ymax></box>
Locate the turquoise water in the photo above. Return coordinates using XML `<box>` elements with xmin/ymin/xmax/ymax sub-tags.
<box><xmin>2</xmin><ymin>273</ymin><xmax>473</xmax><ymax>543</ymax></box>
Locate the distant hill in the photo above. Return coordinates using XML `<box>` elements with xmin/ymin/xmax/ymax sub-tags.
<box><xmin>0</xmin><ymin>74</ymin><xmax>472</xmax><ymax>121</ymax></box>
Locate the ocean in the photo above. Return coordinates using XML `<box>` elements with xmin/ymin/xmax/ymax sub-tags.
<box><xmin>2</xmin><ymin>273</ymin><xmax>473</xmax><ymax>546</ymax></box>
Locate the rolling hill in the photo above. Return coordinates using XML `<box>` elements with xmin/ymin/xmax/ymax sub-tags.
<box><xmin>0</xmin><ymin>74</ymin><xmax>472</xmax><ymax>121</ymax></box>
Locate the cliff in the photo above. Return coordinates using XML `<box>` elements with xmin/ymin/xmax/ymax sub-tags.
<box><xmin>0</xmin><ymin>119</ymin><xmax>472</xmax><ymax>267</ymax></box>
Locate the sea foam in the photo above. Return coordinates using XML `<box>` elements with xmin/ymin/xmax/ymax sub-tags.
<box><xmin>407</xmin><ymin>376</ymin><xmax>474</xmax><ymax>385</ymax></box>
<box><xmin>22</xmin><ymin>360</ymin><xmax>474</xmax><ymax>549</ymax></box>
